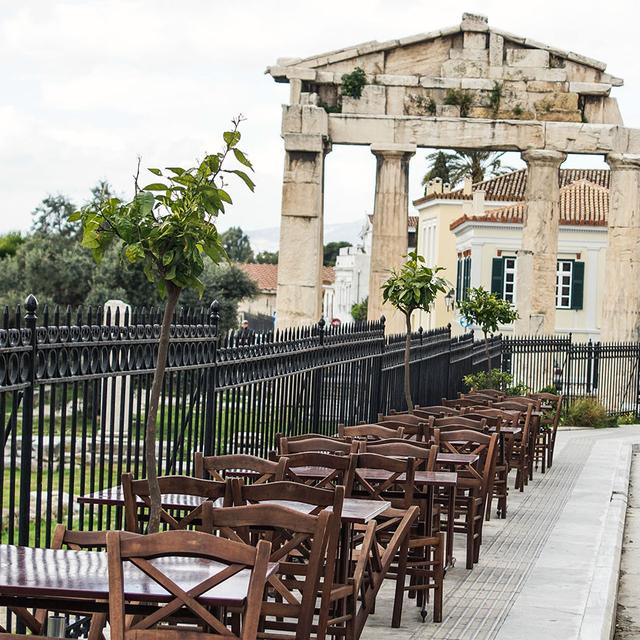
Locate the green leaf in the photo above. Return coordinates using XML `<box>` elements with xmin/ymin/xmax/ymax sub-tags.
<box><xmin>125</xmin><ymin>243</ymin><xmax>145</xmax><ymax>263</ymax></box>
<box><xmin>233</xmin><ymin>148</ymin><xmax>253</xmax><ymax>169</ymax></box>
<box><xmin>230</xmin><ymin>169</ymin><xmax>255</xmax><ymax>192</ymax></box>
<box><xmin>223</xmin><ymin>131</ymin><xmax>241</xmax><ymax>148</ymax></box>
<box><xmin>148</xmin><ymin>168</ymin><xmax>162</xmax><ymax>176</ymax></box>
<box><xmin>68</xmin><ymin>211</ymin><xmax>82</xmax><ymax>222</ymax></box>
<box><xmin>166</xmin><ymin>167</ymin><xmax>185</xmax><ymax>176</ymax></box>
<box><xmin>143</xmin><ymin>183</ymin><xmax>168</xmax><ymax>191</ymax></box>
<box><xmin>218</xmin><ymin>189</ymin><xmax>233</xmax><ymax>204</ymax></box>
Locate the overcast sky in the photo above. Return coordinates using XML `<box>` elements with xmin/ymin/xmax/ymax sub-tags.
<box><xmin>2</xmin><ymin>0</ymin><xmax>638</xmax><ymax>237</ymax></box>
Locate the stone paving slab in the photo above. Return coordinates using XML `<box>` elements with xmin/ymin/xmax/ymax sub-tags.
<box><xmin>361</xmin><ymin>426</ymin><xmax>640</xmax><ymax>640</ymax></box>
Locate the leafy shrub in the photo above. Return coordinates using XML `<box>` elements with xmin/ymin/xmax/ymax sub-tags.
<box><xmin>617</xmin><ymin>412</ymin><xmax>638</xmax><ymax>425</ymax></box>
<box><xmin>444</xmin><ymin>88</ymin><xmax>474</xmax><ymax>117</ymax></box>
<box><xmin>341</xmin><ymin>67</ymin><xmax>367</xmax><ymax>99</ymax></box>
<box><xmin>564</xmin><ymin>398</ymin><xmax>617</xmax><ymax>429</ymax></box>
<box><xmin>538</xmin><ymin>384</ymin><xmax>559</xmax><ymax>394</ymax></box>
<box><xmin>506</xmin><ymin>383</ymin><xmax>529</xmax><ymax>397</ymax></box>
<box><xmin>463</xmin><ymin>369</ymin><xmax>512</xmax><ymax>392</ymax></box>
<box><xmin>351</xmin><ymin>297</ymin><xmax>368</xmax><ymax>322</ymax></box>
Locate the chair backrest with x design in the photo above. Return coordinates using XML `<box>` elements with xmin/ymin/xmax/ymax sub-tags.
<box><xmin>281</xmin><ymin>451</ymin><xmax>355</xmax><ymax>492</ymax></box>
<box><xmin>122</xmin><ymin>473</ymin><xmax>228</xmax><ymax>534</ymax></box>
<box><xmin>350</xmin><ymin>453</ymin><xmax>416</xmax><ymax>509</ymax></box>
<box><xmin>278</xmin><ymin>434</ymin><xmax>357</xmax><ymax>455</ymax></box>
<box><xmin>338</xmin><ymin>423</ymin><xmax>405</xmax><ymax>440</ymax></box>
<box><xmin>209</xmin><ymin>503</ymin><xmax>336</xmax><ymax>639</ymax></box>
<box><xmin>194</xmin><ymin>452</ymin><xmax>287</xmax><ymax>484</ymax></box>
<box><xmin>107</xmin><ymin>530</ymin><xmax>271</xmax><ymax>640</ymax></box>
<box><xmin>359</xmin><ymin>441</ymin><xmax>437</xmax><ymax>471</ymax></box>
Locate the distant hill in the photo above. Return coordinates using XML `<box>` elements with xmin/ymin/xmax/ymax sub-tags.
<box><xmin>245</xmin><ymin>219</ymin><xmax>366</xmax><ymax>253</ymax></box>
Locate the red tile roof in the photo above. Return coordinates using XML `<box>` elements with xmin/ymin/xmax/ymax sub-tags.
<box><xmin>238</xmin><ymin>263</ymin><xmax>334</xmax><ymax>291</ymax></box>
<box><xmin>449</xmin><ymin>179</ymin><xmax>609</xmax><ymax>231</ymax></box>
<box><xmin>413</xmin><ymin>168</ymin><xmax>610</xmax><ymax>206</ymax></box>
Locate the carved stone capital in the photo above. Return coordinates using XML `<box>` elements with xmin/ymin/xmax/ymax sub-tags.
<box><xmin>521</xmin><ymin>148</ymin><xmax>567</xmax><ymax>167</ymax></box>
<box><xmin>370</xmin><ymin>143</ymin><xmax>417</xmax><ymax>159</ymax></box>
<box><xmin>606</xmin><ymin>153</ymin><xmax>640</xmax><ymax>171</ymax></box>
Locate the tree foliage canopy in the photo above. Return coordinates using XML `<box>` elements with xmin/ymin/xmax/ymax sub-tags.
<box><xmin>220</xmin><ymin>226</ymin><xmax>254</xmax><ymax>263</ymax></box>
<box><xmin>458</xmin><ymin>287</ymin><xmax>519</xmax><ymax>336</ymax></box>
<box><xmin>423</xmin><ymin>150</ymin><xmax>514</xmax><ymax>188</ymax></box>
<box><xmin>255</xmin><ymin>250</ymin><xmax>278</xmax><ymax>264</ymax></box>
<box><xmin>323</xmin><ymin>241</ymin><xmax>351</xmax><ymax>267</ymax></box>
<box><xmin>382</xmin><ymin>252</ymin><xmax>449</xmax><ymax>317</ymax></box>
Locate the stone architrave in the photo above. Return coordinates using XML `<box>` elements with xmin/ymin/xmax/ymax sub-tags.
<box><xmin>514</xmin><ymin>149</ymin><xmax>566</xmax><ymax>335</ymax></box>
<box><xmin>276</xmin><ymin>134</ymin><xmax>330</xmax><ymax>328</ymax></box>
<box><xmin>601</xmin><ymin>154</ymin><xmax>640</xmax><ymax>341</ymax></box>
<box><xmin>367</xmin><ymin>143</ymin><xmax>416</xmax><ymax>333</ymax></box>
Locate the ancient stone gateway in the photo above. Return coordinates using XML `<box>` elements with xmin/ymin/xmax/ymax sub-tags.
<box><xmin>267</xmin><ymin>13</ymin><xmax>640</xmax><ymax>339</ymax></box>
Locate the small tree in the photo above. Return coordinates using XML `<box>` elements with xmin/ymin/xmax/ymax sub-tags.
<box><xmin>382</xmin><ymin>252</ymin><xmax>448</xmax><ymax>411</ymax></box>
<box><xmin>71</xmin><ymin>117</ymin><xmax>254</xmax><ymax>533</ymax></box>
<box><xmin>458</xmin><ymin>287</ymin><xmax>518</xmax><ymax>371</ymax></box>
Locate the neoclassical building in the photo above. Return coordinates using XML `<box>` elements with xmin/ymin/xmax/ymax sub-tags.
<box><xmin>415</xmin><ymin>169</ymin><xmax>609</xmax><ymax>339</ymax></box>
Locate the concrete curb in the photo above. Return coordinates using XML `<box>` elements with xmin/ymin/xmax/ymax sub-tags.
<box><xmin>578</xmin><ymin>441</ymin><xmax>633</xmax><ymax>640</ymax></box>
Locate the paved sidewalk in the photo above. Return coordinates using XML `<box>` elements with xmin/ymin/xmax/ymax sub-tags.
<box><xmin>361</xmin><ymin>426</ymin><xmax>640</xmax><ymax>640</ymax></box>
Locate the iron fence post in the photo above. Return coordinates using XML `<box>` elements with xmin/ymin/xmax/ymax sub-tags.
<box><xmin>18</xmin><ymin>294</ymin><xmax>37</xmax><ymax>547</ymax></box>
<box><xmin>370</xmin><ymin>316</ymin><xmax>386</xmax><ymax>420</ymax></box>
<box><xmin>311</xmin><ymin>318</ymin><xmax>325</xmax><ymax>433</ymax></box>
<box><xmin>203</xmin><ymin>300</ymin><xmax>219</xmax><ymax>457</ymax></box>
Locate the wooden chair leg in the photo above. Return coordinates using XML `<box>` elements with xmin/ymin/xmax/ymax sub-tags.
<box><xmin>392</xmin><ymin>537</ymin><xmax>410</xmax><ymax>628</ymax></box>
<box><xmin>466</xmin><ymin>497</ymin><xmax>475</xmax><ymax>570</ymax></box>
<box><xmin>433</xmin><ymin>534</ymin><xmax>444</xmax><ymax>623</ymax></box>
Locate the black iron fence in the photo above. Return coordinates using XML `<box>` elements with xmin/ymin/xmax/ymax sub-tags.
<box><xmin>503</xmin><ymin>334</ymin><xmax>640</xmax><ymax>416</ymax></box>
<box><xmin>1</xmin><ymin>299</ymin><xmax>497</xmax><ymax>549</ymax></box>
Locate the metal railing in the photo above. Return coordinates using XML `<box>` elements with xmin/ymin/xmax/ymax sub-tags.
<box><xmin>0</xmin><ymin>299</ymin><xmax>495</xmax><ymax>548</ymax></box>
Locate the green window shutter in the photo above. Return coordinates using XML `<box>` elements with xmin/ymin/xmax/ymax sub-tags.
<box><xmin>491</xmin><ymin>258</ymin><xmax>504</xmax><ymax>298</ymax></box>
<box><xmin>464</xmin><ymin>257</ymin><xmax>471</xmax><ymax>299</ymax></box>
<box><xmin>456</xmin><ymin>258</ymin><xmax>462</xmax><ymax>302</ymax></box>
<box><xmin>571</xmin><ymin>261</ymin><xmax>585</xmax><ymax>310</ymax></box>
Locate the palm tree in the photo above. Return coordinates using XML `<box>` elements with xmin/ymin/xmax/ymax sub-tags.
<box><xmin>422</xmin><ymin>150</ymin><xmax>514</xmax><ymax>188</ymax></box>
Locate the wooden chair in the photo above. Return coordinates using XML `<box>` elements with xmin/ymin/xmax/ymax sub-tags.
<box><xmin>493</xmin><ymin>400</ymin><xmax>538</xmax><ymax>485</ymax></box>
<box><xmin>433</xmin><ymin>416</ymin><xmax>488</xmax><ymax>431</ymax></box>
<box><xmin>377</xmin><ymin>413</ymin><xmax>431</xmax><ymax>441</ymax></box>
<box><xmin>194</xmin><ymin>452</ymin><xmax>287</xmax><ymax>484</ymax></box>
<box><xmin>360</xmin><ymin>440</ymin><xmax>438</xmax><ymax>470</ymax></box>
<box><xmin>122</xmin><ymin>473</ymin><xmax>228</xmax><ymax>533</ymax></box>
<box><xmin>441</xmin><ymin>397</ymin><xmax>490</xmax><ymax>409</ymax></box>
<box><xmin>350</xmin><ymin>452</ymin><xmax>441</xmax><ymax>625</ymax></box>
<box><xmin>278</xmin><ymin>435</ymin><xmax>357</xmax><ymax>455</ymax></box>
<box><xmin>437</xmin><ymin>429</ymin><xmax>498</xmax><ymax>568</ymax></box>
<box><xmin>106</xmin><ymin>529</ymin><xmax>271</xmax><ymax>640</ymax></box>
<box><xmin>7</xmin><ymin>525</ymin><xmax>109</xmax><ymax>639</ymax></box>
<box><xmin>460</xmin><ymin>392</ymin><xmax>500</xmax><ymax>403</ymax></box>
<box><xmin>209</xmin><ymin>503</ymin><xmax>336</xmax><ymax>640</ymax></box>
<box><xmin>231</xmin><ymin>481</ymin><xmax>353</xmax><ymax>640</ymax></box>
<box><xmin>281</xmin><ymin>451</ymin><xmax>355</xmax><ymax>490</ymax></box>
<box><xmin>529</xmin><ymin>392</ymin><xmax>564</xmax><ymax>470</ymax></box>
<box><xmin>473</xmin><ymin>389</ymin><xmax>505</xmax><ymax>399</ymax></box>
<box><xmin>414</xmin><ymin>405</ymin><xmax>461</xmax><ymax>418</ymax></box>
<box><xmin>338</xmin><ymin>423</ymin><xmax>405</xmax><ymax>440</ymax></box>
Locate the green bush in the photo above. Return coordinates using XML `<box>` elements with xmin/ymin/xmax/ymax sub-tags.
<box><xmin>617</xmin><ymin>412</ymin><xmax>638</xmax><ymax>425</ymax></box>
<box><xmin>538</xmin><ymin>384</ymin><xmax>559</xmax><ymax>394</ymax></box>
<box><xmin>341</xmin><ymin>67</ymin><xmax>367</xmax><ymax>99</ymax></box>
<box><xmin>351</xmin><ymin>297</ymin><xmax>368</xmax><ymax>322</ymax></box>
<box><xmin>564</xmin><ymin>397</ymin><xmax>617</xmax><ymax>429</ymax></box>
<box><xmin>463</xmin><ymin>369</ymin><xmax>512</xmax><ymax>392</ymax></box>
<box><xmin>506</xmin><ymin>383</ymin><xmax>529</xmax><ymax>397</ymax></box>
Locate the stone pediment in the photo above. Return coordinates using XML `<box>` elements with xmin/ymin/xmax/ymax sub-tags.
<box><xmin>267</xmin><ymin>13</ymin><xmax>623</xmax><ymax>125</ymax></box>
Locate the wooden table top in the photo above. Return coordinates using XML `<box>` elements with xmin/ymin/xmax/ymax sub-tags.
<box><xmin>0</xmin><ymin>545</ymin><xmax>277</xmax><ymax>607</ymax></box>
<box><xmin>355</xmin><ymin>468</ymin><xmax>458</xmax><ymax>487</ymax></box>
<box><xmin>436</xmin><ymin>452</ymin><xmax>479</xmax><ymax>465</ymax></box>
<box><xmin>489</xmin><ymin>426</ymin><xmax>522</xmax><ymax>435</ymax></box>
<box><xmin>78</xmin><ymin>487</ymin><xmax>389</xmax><ymax>525</ymax></box>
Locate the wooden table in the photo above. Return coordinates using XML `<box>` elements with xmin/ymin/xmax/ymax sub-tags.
<box><xmin>78</xmin><ymin>487</ymin><xmax>388</xmax><ymax>525</ymax></box>
<box><xmin>0</xmin><ymin>544</ymin><xmax>278</xmax><ymax>633</ymax></box>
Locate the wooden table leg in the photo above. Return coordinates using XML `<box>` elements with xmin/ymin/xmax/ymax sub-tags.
<box><xmin>446</xmin><ymin>485</ymin><xmax>456</xmax><ymax>568</ymax></box>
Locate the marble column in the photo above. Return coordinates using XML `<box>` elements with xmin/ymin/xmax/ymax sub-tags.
<box><xmin>601</xmin><ymin>154</ymin><xmax>640</xmax><ymax>341</ymax></box>
<box><xmin>367</xmin><ymin>143</ymin><xmax>416</xmax><ymax>334</ymax></box>
<box><xmin>276</xmin><ymin>134</ymin><xmax>330</xmax><ymax>328</ymax></box>
<box><xmin>514</xmin><ymin>149</ymin><xmax>566</xmax><ymax>335</ymax></box>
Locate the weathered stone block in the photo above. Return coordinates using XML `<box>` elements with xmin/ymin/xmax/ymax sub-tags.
<box><xmin>315</xmin><ymin>71</ymin><xmax>334</xmax><ymax>83</ymax></box>
<box><xmin>420</xmin><ymin>76</ymin><xmax>461</xmax><ymax>89</ymax></box>
<box><xmin>441</xmin><ymin>59</ymin><xmax>488</xmax><ymax>78</ymax></box>
<box><xmin>533</xmin><ymin>92</ymin><xmax>579</xmax><ymax>113</ymax></box>
<box><xmin>449</xmin><ymin>48</ymin><xmax>489</xmax><ymax>62</ymax></box>
<box><xmin>527</xmin><ymin>80</ymin><xmax>566</xmax><ymax>93</ymax></box>
<box><xmin>544</xmin><ymin>122</ymin><xmax>626</xmax><ymax>154</ymax></box>
<box><xmin>489</xmin><ymin>33</ymin><xmax>504</xmax><ymax>66</ymax></box>
<box><xmin>289</xmin><ymin>79</ymin><xmax>302</xmax><ymax>104</ymax></box>
<box><xmin>283</xmin><ymin>133</ymin><xmax>325</xmax><ymax>153</ymax></box>
<box><xmin>286</xmin><ymin>67</ymin><xmax>317</xmax><ymax>81</ymax></box>
<box><xmin>501</xmin><ymin>67</ymin><xmax>567</xmax><ymax>82</ymax></box>
<box><xmin>461</xmin><ymin>78</ymin><xmax>495</xmax><ymax>90</ymax></box>
<box><xmin>374</xmin><ymin>74</ymin><xmax>419</xmax><ymax>86</ymax></box>
<box><xmin>438</xmin><ymin>104</ymin><xmax>461</xmax><ymax>117</ymax></box>
<box><xmin>534</xmin><ymin>68</ymin><xmax>568</xmax><ymax>82</ymax></box>
<box><xmin>281</xmin><ymin>181</ymin><xmax>322</xmax><ymax>215</ymax></box>
<box><xmin>300</xmin><ymin>106</ymin><xmax>329</xmax><ymax>135</ymax></box>
<box><xmin>386</xmin><ymin>86</ymin><xmax>407</xmax><ymax>115</ymax></box>
<box><xmin>568</xmin><ymin>82</ymin><xmax>612</xmax><ymax>96</ymax></box>
<box><xmin>327</xmin><ymin>114</ymin><xmax>396</xmax><ymax>145</ymax></box>
<box><xmin>468</xmin><ymin>106</ymin><xmax>494</xmax><ymax>119</ymax></box>
<box><xmin>281</xmin><ymin>105</ymin><xmax>302</xmax><ymax>134</ymax></box>
<box><xmin>341</xmin><ymin>85</ymin><xmax>386</xmax><ymax>115</ymax></box>
<box><xmin>506</xmin><ymin>48</ymin><xmax>550</xmax><ymax>68</ymax></box>
<box><xmin>460</xmin><ymin>12</ymin><xmax>489</xmax><ymax>32</ymax></box>
<box><xmin>463</xmin><ymin>32</ymin><xmax>487</xmax><ymax>50</ymax></box>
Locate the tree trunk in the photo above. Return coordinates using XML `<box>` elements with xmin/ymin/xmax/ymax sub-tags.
<box><xmin>484</xmin><ymin>331</ymin><xmax>492</xmax><ymax>373</ymax></box>
<box><xmin>145</xmin><ymin>281</ymin><xmax>180</xmax><ymax>534</ymax></box>
<box><xmin>404</xmin><ymin>313</ymin><xmax>414</xmax><ymax>412</ymax></box>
